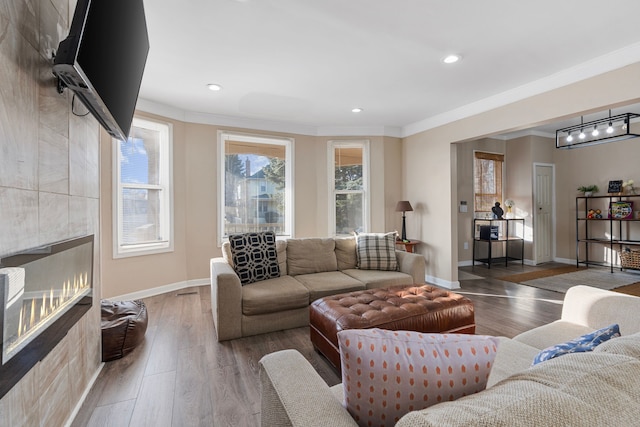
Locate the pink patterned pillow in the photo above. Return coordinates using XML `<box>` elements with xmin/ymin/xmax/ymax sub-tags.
<box><xmin>338</xmin><ymin>328</ymin><xmax>499</xmax><ymax>426</ymax></box>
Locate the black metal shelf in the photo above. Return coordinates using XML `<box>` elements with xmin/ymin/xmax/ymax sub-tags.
<box><xmin>472</xmin><ymin>218</ymin><xmax>524</xmax><ymax>269</ymax></box>
<box><xmin>576</xmin><ymin>194</ymin><xmax>640</xmax><ymax>272</ymax></box>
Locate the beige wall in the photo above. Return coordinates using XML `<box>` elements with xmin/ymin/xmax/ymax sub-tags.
<box><xmin>0</xmin><ymin>0</ymin><xmax>102</xmax><ymax>424</ymax></box>
<box><xmin>100</xmin><ymin>120</ymin><xmax>403</xmax><ymax>298</ymax></box>
<box><xmin>456</xmin><ymin>139</ymin><xmax>506</xmax><ymax>262</ymax></box>
<box><xmin>455</xmin><ymin>131</ymin><xmax>640</xmax><ymax>268</ymax></box>
<box><xmin>554</xmin><ymin>135</ymin><xmax>640</xmax><ymax>263</ymax></box>
<box><xmin>404</xmin><ymin>62</ymin><xmax>640</xmax><ymax>286</ymax></box>
<box><xmin>456</xmin><ymin>135</ymin><xmax>556</xmax><ymax>264</ymax></box>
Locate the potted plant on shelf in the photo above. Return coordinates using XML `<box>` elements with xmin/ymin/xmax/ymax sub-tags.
<box><xmin>577</xmin><ymin>185</ymin><xmax>599</xmax><ymax>197</ymax></box>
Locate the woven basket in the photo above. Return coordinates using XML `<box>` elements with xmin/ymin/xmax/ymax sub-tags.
<box><xmin>619</xmin><ymin>249</ymin><xmax>640</xmax><ymax>270</ymax></box>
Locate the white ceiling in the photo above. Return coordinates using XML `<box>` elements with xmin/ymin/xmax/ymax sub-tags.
<box><xmin>138</xmin><ymin>0</ymin><xmax>640</xmax><ymax>138</ymax></box>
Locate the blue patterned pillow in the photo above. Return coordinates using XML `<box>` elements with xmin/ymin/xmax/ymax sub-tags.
<box><xmin>229</xmin><ymin>232</ymin><xmax>280</xmax><ymax>285</ymax></box>
<box><xmin>532</xmin><ymin>324</ymin><xmax>621</xmax><ymax>366</ymax></box>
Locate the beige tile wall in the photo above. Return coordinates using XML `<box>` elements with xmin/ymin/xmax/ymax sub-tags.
<box><xmin>0</xmin><ymin>0</ymin><xmax>102</xmax><ymax>425</ymax></box>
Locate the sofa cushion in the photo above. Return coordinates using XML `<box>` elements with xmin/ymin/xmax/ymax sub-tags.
<box><xmin>242</xmin><ymin>275</ymin><xmax>309</xmax><ymax>316</ymax></box>
<box><xmin>228</xmin><ymin>232</ymin><xmax>280</xmax><ymax>285</ymax></box>
<box><xmin>397</xmin><ymin>351</ymin><xmax>640</xmax><ymax>427</ymax></box>
<box><xmin>335</xmin><ymin>237</ymin><xmax>358</xmax><ymax>270</ymax></box>
<box><xmin>338</xmin><ymin>328</ymin><xmax>499</xmax><ymax>427</ymax></box>
<box><xmin>342</xmin><ymin>268</ymin><xmax>413</xmax><ymax>289</ymax></box>
<box><xmin>593</xmin><ymin>330</ymin><xmax>640</xmax><ymax>359</ymax></box>
<box><xmin>532</xmin><ymin>323</ymin><xmax>620</xmax><ymax>365</ymax></box>
<box><xmin>287</xmin><ymin>238</ymin><xmax>338</xmax><ymax>276</ymax></box>
<box><xmin>486</xmin><ymin>337</ymin><xmax>541</xmax><ymax>388</ymax></box>
<box><xmin>356</xmin><ymin>232</ymin><xmax>398</xmax><ymax>271</ymax></box>
<box><xmin>294</xmin><ymin>271</ymin><xmax>365</xmax><ymax>302</ymax></box>
<box><xmin>513</xmin><ymin>320</ymin><xmax>594</xmax><ymax>350</ymax></box>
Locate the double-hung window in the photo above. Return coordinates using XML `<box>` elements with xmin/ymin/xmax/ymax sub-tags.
<box><xmin>329</xmin><ymin>140</ymin><xmax>370</xmax><ymax>236</ymax></box>
<box><xmin>113</xmin><ymin>117</ymin><xmax>173</xmax><ymax>258</ymax></box>
<box><xmin>474</xmin><ymin>151</ymin><xmax>504</xmax><ymax>213</ymax></box>
<box><xmin>218</xmin><ymin>132</ymin><xmax>293</xmax><ymax>241</ymax></box>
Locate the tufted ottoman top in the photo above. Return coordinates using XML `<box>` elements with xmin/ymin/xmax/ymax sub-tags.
<box><xmin>309</xmin><ymin>284</ymin><xmax>475</xmax><ymax>370</ymax></box>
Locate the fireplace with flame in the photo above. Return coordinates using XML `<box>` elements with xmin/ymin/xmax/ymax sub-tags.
<box><xmin>0</xmin><ymin>235</ymin><xmax>93</xmax><ymax>399</ymax></box>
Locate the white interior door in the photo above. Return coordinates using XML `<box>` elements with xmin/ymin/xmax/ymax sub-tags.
<box><xmin>534</xmin><ymin>164</ymin><xmax>554</xmax><ymax>264</ymax></box>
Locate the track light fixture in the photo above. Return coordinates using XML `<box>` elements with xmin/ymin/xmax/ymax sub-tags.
<box><xmin>556</xmin><ymin>111</ymin><xmax>640</xmax><ymax>149</ymax></box>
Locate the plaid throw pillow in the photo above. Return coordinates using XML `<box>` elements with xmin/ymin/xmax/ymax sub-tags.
<box><xmin>228</xmin><ymin>232</ymin><xmax>280</xmax><ymax>285</ymax></box>
<box><xmin>356</xmin><ymin>232</ymin><xmax>398</xmax><ymax>271</ymax></box>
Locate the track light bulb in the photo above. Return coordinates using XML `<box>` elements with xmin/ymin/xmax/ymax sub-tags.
<box><xmin>592</xmin><ymin>125</ymin><xmax>599</xmax><ymax>137</ymax></box>
<box><xmin>607</xmin><ymin>123</ymin><xmax>614</xmax><ymax>134</ymax></box>
<box><xmin>579</xmin><ymin>129</ymin><xmax>586</xmax><ymax>139</ymax></box>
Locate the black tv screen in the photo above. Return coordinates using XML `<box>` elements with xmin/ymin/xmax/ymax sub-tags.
<box><xmin>53</xmin><ymin>0</ymin><xmax>149</xmax><ymax>141</ymax></box>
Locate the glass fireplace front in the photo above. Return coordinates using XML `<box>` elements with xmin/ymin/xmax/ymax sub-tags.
<box><xmin>0</xmin><ymin>235</ymin><xmax>93</xmax><ymax>365</ymax></box>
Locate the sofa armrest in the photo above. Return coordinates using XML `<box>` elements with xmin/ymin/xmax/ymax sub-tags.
<box><xmin>561</xmin><ymin>285</ymin><xmax>640</xmax><ymax>335</ymax></box>
<box><xmin>259</xmin><ymin>350</ymin><xmax>357</xmax><ymax>427</ymax></box>
<box><xmin>396</xmin><ymin>251</ymin><xmax>426</xmax><ymax>284</ymax></box>
<box><xmin>210</xmin><ymin>257</ymin><xmax>243</xmax><ymax>341</ymax></box>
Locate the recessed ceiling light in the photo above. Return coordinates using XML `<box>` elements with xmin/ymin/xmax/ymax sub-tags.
<box><xmin>443</xmin><ymin>54</ymin><xmax>461</xmax><ymax>64</ymax></box>
<box><xmin>207</xmin><ymin>83</ymin><xmax>223</xmax><ymax>91</ymax></box>
<box><xmin>352</xmin><ymin>108</ymin><xmax>363</xmax><ymax>113</ymax></box>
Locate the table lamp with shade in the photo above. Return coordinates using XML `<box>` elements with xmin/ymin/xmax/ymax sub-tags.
<box><xmin>395</xmin><ymin>201</ymin><xmax>413</xmax><ymax>242</ymax></box>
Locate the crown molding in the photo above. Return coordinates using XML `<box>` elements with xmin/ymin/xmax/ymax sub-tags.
<box><xmin>135</xmin><ymin>99</ymin><xmax>400</xmax><ymax>137</ymax></box>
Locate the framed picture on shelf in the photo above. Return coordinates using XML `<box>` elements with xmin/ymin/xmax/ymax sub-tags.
<box><xmin>609</xmin><ymin>201</ymin><xmax>634</xmax><ymax>219</ymax></box>
<box><xmin>608</xmin><ymin>180</ymin><xmax>623</xmax><ymax>194</ymax></box>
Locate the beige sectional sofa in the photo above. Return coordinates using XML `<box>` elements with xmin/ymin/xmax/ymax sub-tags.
<box><xmin>259</xmin><ymin>285</ymin><xmax>640</xmax><ymax>426</ymax></box>
<box><xmin>210</xmin><ymin>237</ymin><xmax>426</xmax><ymax>341</ymax></box>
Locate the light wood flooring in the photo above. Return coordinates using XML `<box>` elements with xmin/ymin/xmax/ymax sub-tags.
<box><xmin>72</xmin><ymin>263</ymin><xmax>565</xmax><ymax>427</ymax></box>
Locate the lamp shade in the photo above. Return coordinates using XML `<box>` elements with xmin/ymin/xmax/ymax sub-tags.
<box><xmin>395</xmin><ymin>201</ymin><xmax>413</xmax><ymax>212</ymax></box>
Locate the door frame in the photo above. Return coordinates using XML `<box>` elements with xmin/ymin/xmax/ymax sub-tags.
<box><xmin>532</xmin><ymin>163</ymin><xmax>556</xmax><ymax>264</ymax></box>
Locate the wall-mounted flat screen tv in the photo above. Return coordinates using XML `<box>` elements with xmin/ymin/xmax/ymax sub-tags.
<box><xmin>53</xmin><ymin>0</ymin><xmax>150</xmax><ymax>141</ymax></box>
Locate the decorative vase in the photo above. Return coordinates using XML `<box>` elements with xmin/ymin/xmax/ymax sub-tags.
<box><xmin>584</xmin><ymin>191</ymin><xmax>593</xmax><ymax>197</ymax></box>
<box><xmin>506</xmin><ymin>206</ymin><xmax>514</xmax><ymax>219</ymax></box>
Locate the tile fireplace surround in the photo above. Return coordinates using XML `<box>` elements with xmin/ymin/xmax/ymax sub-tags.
<box><xmin>0</xmin><ymin>235</ymin><xmax>94</xmax><ymax>400</ymax></box>
<box><xmin>0</xmin><ymin>0</ymin><xmax>102</xmax><ymax>424</ymax></box>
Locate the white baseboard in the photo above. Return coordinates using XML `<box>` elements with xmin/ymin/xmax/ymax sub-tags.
<box><xmin>109</xmin><ymin>278</ymin><xmax>210</xmax><ymax>301</ymax></box>
<box><xmin>553</xmin><ymin>257</ymin><xmax>574</xmax><ymax>265</ymax></box>
<box><xmin>426</xmin><ymin>274</ymin><xmax>461</xmax><ymax>290</ymax></box>
<box><xmin>65</xmin><ymin>362</ymin><xmax>105</xmax><ymax>427</ymax></box>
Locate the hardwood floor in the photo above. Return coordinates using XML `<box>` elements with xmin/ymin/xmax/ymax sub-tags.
<box><xmin>72</xmin><ymin>265</ymin><xmax>564</xmax><ymax>427</ymax></box>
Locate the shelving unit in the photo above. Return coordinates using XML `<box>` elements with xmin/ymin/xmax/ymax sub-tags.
<box><xmin>576</xmin><ymin>194</ymin><xmax>640</xmax><ymax>272</ymax></box>
<box><xmin>472</xmin><ymin>218</ymin><xmax>524</xmax><ymax>268</ymax></box>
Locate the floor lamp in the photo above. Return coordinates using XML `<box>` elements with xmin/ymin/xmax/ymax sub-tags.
<box><xmin>395</xmin><ymin>201</ymin><xmax>413</xmax><ymax>242</ymax></box>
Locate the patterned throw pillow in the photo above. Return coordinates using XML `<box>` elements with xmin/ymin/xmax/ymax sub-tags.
<box><xmin>338</xmin><ymin>328</ymin><xmax>499</xmax><ymax>427</ymax></box>
<box><xmin>228</xmin><ymin>232</ymin><xmax>280</xmax><ymax>285</ymax></box>
<box><xmin>355</xmin><ymin>232</ymin><xmax>398</xmax><ymax>271</ymax></box>
<box><xmin>532</xmin><ymin>323</ymin><xmax>620</xmax><ymax>366</ymax></box>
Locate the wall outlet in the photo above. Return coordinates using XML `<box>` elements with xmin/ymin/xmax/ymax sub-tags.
<box><xmin>463</xmin><ymin>241</ymin><xmax>469</xmax><ymax>250</ymax></box>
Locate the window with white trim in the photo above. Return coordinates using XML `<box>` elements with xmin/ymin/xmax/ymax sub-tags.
<box><xmin>218</xmin><ymin>132</ymin><xmax>293</xmax><ymax>241</ymax></box>
<box><xmin>474</xmin><ymin>151</ymin><xmax>504</xmax><ymax>213</ymax></box>
<box><xmin>329</xmin><ymin>140</ymin><xmax>370</xmax><ymax>236</ymax></box>
<box><xmin>113</xmin><ymin>117</ymin><xmax>173</xmax><ymax>258</ymax></box>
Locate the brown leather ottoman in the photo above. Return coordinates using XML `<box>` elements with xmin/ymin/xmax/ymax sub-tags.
<box><xmin>310</xmin><ymin>284</ymin><xmax>475</xmax><ymax>370</ymax></box>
